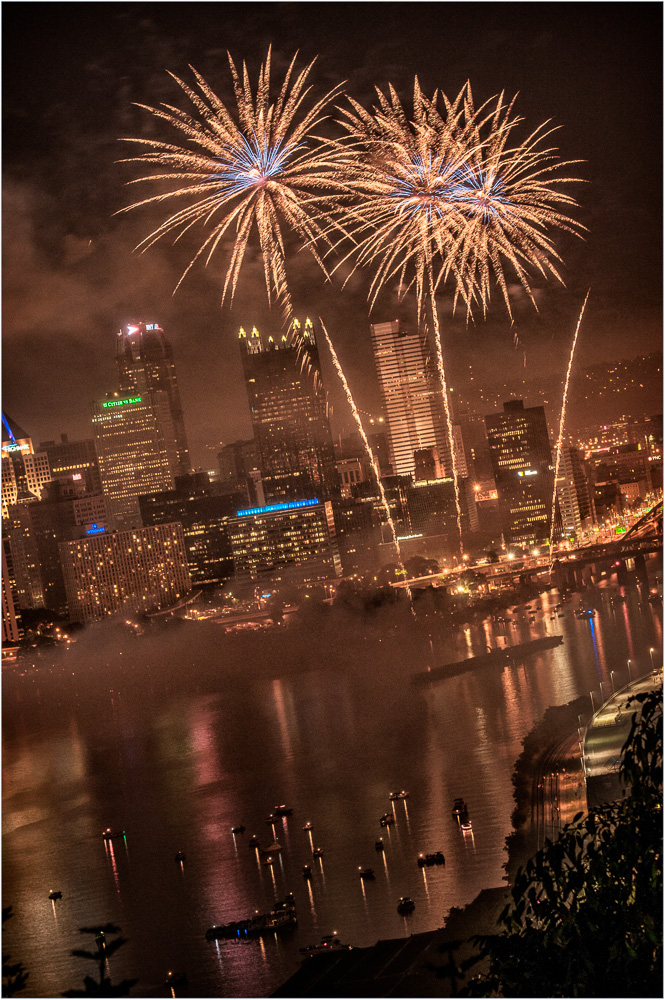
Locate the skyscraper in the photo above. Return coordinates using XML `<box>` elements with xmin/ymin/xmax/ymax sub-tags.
<box><xmin>485</xmin><ymin>400</ymin><xmax>555</xmax><ymax>550</ymax></box>
<box><xmin>116</xmin><ymin>321</ymin><xmax>191</xmax><ymax>476</ymax></box>
<box><xmin>369</xmin><ymin>320</ymin><xmax>452</xmax><ymax>479</ymax></box>
<box><xmin>239</xmin><ymin>318</ymin><xmax>339</xmax><ymax>503</ymax></box>
<box><xmin>91</xmin><ymin>391</ymin><xmax>178</xmax><ymax>529</ymax></box>
<box><xmin>2</xmin><ymin>412</ymin><xmax>51</xmax><ymax>515</ymax></box>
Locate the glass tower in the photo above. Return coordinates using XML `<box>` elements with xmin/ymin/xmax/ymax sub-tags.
<box><xmin>239</xmin><ymin>318</ymin><xmax>340</xmax><ymax>504</ymax></box>
<box><xmin>369</xmin><ymin>320</ymin><xmax>452</xmax><ymax>479</ymax></box>
<box><xmin>116</xmin><ymin>321</ymin><xmax>191</xmax><ymax>477</ymax></box>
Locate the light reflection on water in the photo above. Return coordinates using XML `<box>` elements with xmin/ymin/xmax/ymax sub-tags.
<box><xmin>3</xmin><ymin>577</ymin><xmax>661</xmax><ymax>997</ymax></box>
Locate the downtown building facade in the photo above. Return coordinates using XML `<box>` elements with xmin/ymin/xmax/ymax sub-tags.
<box><xmin>59</xmin><ymin>523</ymin><xmax>191</xmax><ymax>623</ymax></box>
<box><xmin>2</xmin><ymin>413</ymin><xmax>51</xmax><ymax>515</ymax></box>
<box><xmin>39</xmin><ymin>434</ymin><xmax>102</xmax><ymax>495</ymax></box>
<box><xmin>369</xmin><ymin>320</ymin><xmax>454</xmax><ymax>480</ymax></box>
<box><xmin>91</xmin><ymin>391</ymin><xmax>178</xmax><ymax>529</ymax></box>
<box><xmin>485</xmin><ymin>400</ymin><xmax>555</xmax><ymax>550</ymax></box>
<box><xmin>139</xmin><ymin>472</ymin><xmax>243</xmax><ymax>586</ymax></box>
<box><xmin>239</xmin><ymin>319</ymin><xmax>340</xmax><ymax>504</ymax></box>
<box><xmin>116</xmin><ymin>320</ymin><xmax>191</xmax><ymax>477</ymax></box>
<box><xmin>226</xmin><ymin>498</ymin><xmax>342</xmax><ymax>586</ymax></box>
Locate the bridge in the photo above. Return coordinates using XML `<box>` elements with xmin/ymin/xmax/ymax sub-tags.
<box><xmin>390</xmin><ymin>500</ymin><xmax>662</xmax><ymax>594</ymax></box>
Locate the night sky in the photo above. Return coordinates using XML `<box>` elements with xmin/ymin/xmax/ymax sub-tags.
<box><xmin>3</xmin><ymin>3</ymin><xmax>662</xmax><ymax>466</ymax></box>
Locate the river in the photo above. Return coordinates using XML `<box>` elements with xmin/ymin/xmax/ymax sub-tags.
<box><xmin>3</xmin><ymin>574</ymin><xmax>662</xmax><ymax>997</ymax></box>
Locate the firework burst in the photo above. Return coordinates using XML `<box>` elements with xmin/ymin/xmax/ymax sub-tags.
<box><xmin>336</xmin><ymin>81</ymin><xmax>584</xmax><ymax>552</ymax></box>
<box><xmin>119</xmin><ymin>49</ymin><xmax>350</xmax><ymax>322</ymax></box>
<box><xmin>445</xmin><ymin>88</ymin><xmax>585</xmax><ymax>320</ymax></box>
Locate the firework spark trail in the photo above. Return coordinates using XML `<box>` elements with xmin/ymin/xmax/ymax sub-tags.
<box><xmin>119</xmin><ymin>50</ymin><xmax>352</xmax><ymax>324</ymax></box>
<box><xmin>426</xmin><ymin>264</ymin><xmax>464</xmax><ymax>554</ymax></box>
<box><xmin>548</xmin><ymin>290</ymin><xmax>590</xmax><ymax>572</ymax></box>
<box><xmin>318</xmin><ymin>318</ymin><xmax>416</xmax><ymax>616</ymax></box>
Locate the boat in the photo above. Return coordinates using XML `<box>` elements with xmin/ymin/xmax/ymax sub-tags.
<box><xmin>413</xmin><ymin>634</ymin><xmax>564</xmax><ymax>685</ymax></box>
<box><xmin>174</xmin><ymin>851</ymin><xmax>186</xmax><ymax>863</ymax></box>
<box><xmin>262</xmin><ymin>855</ymin><xmax>276</xmax><ymax>866</ymax></box>
<box><xmin>165</xmin><ymin>972</ymin><xmax>187</xmax><ymax>988</ymax></box>
<box><xmin>274</xmin><ymin>805</ymin><xmax>293</xmax><ymax>816</ymax></box>
<box><xmin>302</xmin><ymin>865</ymin><xmax>312</xmax><ymax>879</ymax></box>
<box><xmin>417</xmin><ymin>851</ymin><xmax>445</xmax><ymax>867</ymax></box>
<box><xmin>375</xmin><ymin>839</ymin><xmax>385</xmax><ymax>851</ymax></box>
<box><xmin>300</xmin><ymin>935</ymin><xmax>351</xmax><ymax>957</ymax></box>
<box><xmin>248</xmin><ymin>835</ymin><xmax>260</xmax><ymax>848</ymax></box>
<box><xmin>205</xmin><ymin>895</ymin><xmax>297</xmax><ymax>940</ymax></box>
<box><xmin>358</xmin><ymin>867</ymin><xmax>375</xmax><ymax>879</ymax></box>
<box><xmin>48</xmin><ymin>890</ymin><xmax>62</xmax><ymax>901</ymax></box>
<box><xmin>388</xmin><ymin>790</ymin><xmax>409</xmax><ymax>800</ymax></box>
<box><xmin>303</xmin><ymin>821</ymin><xmax>313</xmax><ymax>831</ymax></box>
<box><xmin>397</xmin><ymin>896</ymin><xmax>415</xmax><ymax>914</ymax></box>
<box><xmin>575</xmin><ymin>609</ymin><xmax>596</xmax><ymax>619</ymax></box>
<box><xmin>260</xmin><ymin>841</ymin><xmax>283</xmax><ymax>855</ymax></box>
<box><xmin>461</xmin><ymin>819</ymin><xmax>473</xmax><ymax>832</ymax></box>
<box><xmin>379</xmin><ymin>813</ymin><xmax>395</xmax><ymax>827</ymax></box>
<box><xmin>102</xmin><ymin>828</ymin><xmax>125</xmax><ymax>841</ymax></box>
<box><xmin>312</xmin><ymin>846</ymin><xmax>324</xmax><ymax>858</ymax></box>
<box><xmin>452</xmin><ymin>798</ymin><xmax>468</xmax><ymax>818</ymax></box>
<box><xmin>231</xmin><ymin>824</ymin><xmax>246</xmax><ymax>835</ymax></box>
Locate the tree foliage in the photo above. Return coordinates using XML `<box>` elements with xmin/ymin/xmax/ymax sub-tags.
<box><xmin>466</xmin><ymin>689</ymin><xmax>662</xmax><ymax>997</ymax></box>
<box><xmin>62</xmin><ymin>924</ymin><xmax>137</xmax><ymax>997</ymax></box>
<box><xmin>2</xmin><ymin>907</ymin><xmax>28</xmax><ymax>997</ymax></box>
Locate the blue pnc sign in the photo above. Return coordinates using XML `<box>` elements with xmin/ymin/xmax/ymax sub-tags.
<box><xmin>236</xmin><ymin>498</ymin><xmax>319</xmax><ymax>518</ymax></box>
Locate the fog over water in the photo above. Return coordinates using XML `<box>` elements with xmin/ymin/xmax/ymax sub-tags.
<box><xmin>3</xmin><ymin>578</ymin><xmax>662</xmax><ymax>997</ymax></box>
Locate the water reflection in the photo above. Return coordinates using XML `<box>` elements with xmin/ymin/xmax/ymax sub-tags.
<box><xmin>3</xmin><ymin>576</ymin><xmax>661</xmax><ymax>997</ymax></box>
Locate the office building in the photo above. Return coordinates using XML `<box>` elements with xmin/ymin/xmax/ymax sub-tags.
<box><xmin>226</xmin><ymin>498</ymin><xmax>342</xmax><ymax>585</ymax></box>
<box><xmin>331</xmin><ymin>499</ymin><xmax>383</xmax><ymax>575</ymax></box>
<box><xmin>139</xmin><ymin>473</ymin><xmax>241</xmax><ymax>586</ymax></box>
<box><xmin>2</xmin><ymin>413</ymin><xmax>51</xmax><ymax>515</ymax></box>
<box><xmin>485</xmin><ymin>400</ymin><xmax>555</xmax><ymax>550</ymax></box>
<box><xmin>91</xmin><ymin>391</ymin><xmax>178</xmax><ymax>529</ymax></box>
<box><xmin>2</xmin><ymin>537</ymin><xmax>22</xmax><ymax>652</ymax></box>
<box><xmin>116</xmin><ymin>320</ymin><xmax>191</xmax><ymax>476</ymax></box>
<box><xmin>239</xmin><ymin>319</ymin><xmax>339</xmax><ymax>503</ymax></box>
<box><xmin>369</xmin><ymin>320</ymin><xmax>452</xmax><ymax>479</ymax></box>
<box><xmin>217</xmin><ymin>438</ymin><xmax>263</xmax><ymax>504</ymax></box>
<box><xmin>60</xmin><ymin>522</ymin><xmax>191</xmax><ymax>623</ymax></box>
<box><xmin>556</xmin><ymin>446</ymin><xmax>595</xmax><ymax>539</ymax></box>
<box><xmin>39</xmin><ymin>434</ymin><xmax>102</xmax><ymax>494</ymax></box>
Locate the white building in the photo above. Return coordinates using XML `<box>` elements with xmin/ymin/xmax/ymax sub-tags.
<box><xmin>369</xmin><ymin>321</ymin><xmax>453</xmax><ymax>480</ymax></box>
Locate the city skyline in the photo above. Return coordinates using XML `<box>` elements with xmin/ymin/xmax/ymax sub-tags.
<box><xmin>3</xmin><ymin>4</ymin><xmax>662</xmax><ymax>466</ymax></box>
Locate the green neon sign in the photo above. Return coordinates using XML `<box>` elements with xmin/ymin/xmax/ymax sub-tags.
<box><xmin>615</xmin><ymin>525</ymin><xmax>627</xmax><ymax>534</ymax></box>
<box><xmin>102</xmin><ymin>396</ymin><xmax>142</xmax><ymax>409</ymax></box>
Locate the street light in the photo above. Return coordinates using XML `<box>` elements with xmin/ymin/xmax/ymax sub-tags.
<box><xmin>590</xmin><ymin>691</ymin><xmax>596</xmax><ymax>713</ymax></box>
<box><xmin>627</xmin><ymin>658</ymin><xmax>632</xmax><ymax>681</ymax></box>
<box><xmin>649</xmin><ymin>647</ymin><xmax>655</xmax><ymax>670</ymax></box>
<box><xmin>610</xmin><ymin>670</ymin><xmax>615</xmax><ymax>693</ymax></box>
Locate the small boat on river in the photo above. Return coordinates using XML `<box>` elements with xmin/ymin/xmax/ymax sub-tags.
<box><xmin>397</xmin><ymin>896</ymin><xmax>415</xmax><ymax>914</ymax></box>
<box><xmin>205</xmin><ymin>895</ymin><xmax>296</xmax><ymax>940</ymax></box>
<box><xmin>300</xmin><ymin>934</ymin><xmax>351</xmax><ymax>957</ymax></box>
<box><xmin>102</xmin><ymin>828</ymin><xmax>125</xmax><ymax>841</ymax></box>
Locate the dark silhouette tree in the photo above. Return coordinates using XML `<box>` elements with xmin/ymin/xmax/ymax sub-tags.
<box><xmin>2</xmin><ymin>907</ymin><xmax>28</xmax><ymax>997</ymax></box>
<box><xmin>465</xmin><ymin>689</ymin><xmax>662</xmax><ymax>997</ymax></box>
<box><xmin>62</xmin><ymin>924</ymin><xmax>137</xmax><ymax>997</ymax></box>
